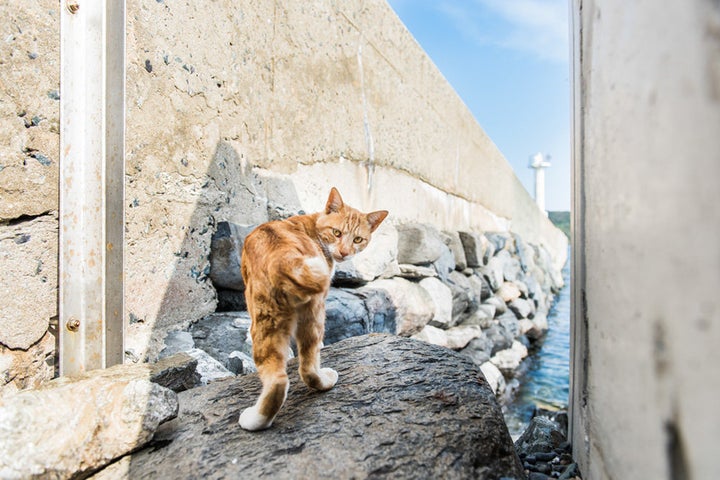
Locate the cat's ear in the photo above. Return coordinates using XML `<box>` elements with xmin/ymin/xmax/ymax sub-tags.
<box><xmin>367</xmin><ymin>210</ymin><xmax>388</xmax><ymax>232</ymax></box>
<box><xmin>325</xmin><ymin>187</ymin><xmax>344</xmax><ymax>214</ymax></box>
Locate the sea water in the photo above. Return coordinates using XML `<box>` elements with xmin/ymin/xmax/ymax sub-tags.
<box><xmin>503</xmin><ymin>248</ymin><xmax>571</xmax><ymax>439</ymax></box>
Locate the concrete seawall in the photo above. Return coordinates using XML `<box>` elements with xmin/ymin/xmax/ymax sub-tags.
<box><xmin>0</xmin><ymin>0</ymin><xmax>566</xmax><ymax>386</ymax></box>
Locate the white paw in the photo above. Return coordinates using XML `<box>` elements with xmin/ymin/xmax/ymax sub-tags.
<box><xmin>319</xmin><ymin>367</ymin><xmax>339</xmax><ymax>390</ymax></box>
<box><xmin>239</xmin><ymin>406</ymin><xmax>273</xmax><ymax>431</ymax></box>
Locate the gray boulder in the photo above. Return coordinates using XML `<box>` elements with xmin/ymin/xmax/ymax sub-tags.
<box><xmin>458</xmin><ymin>231</ymin><xmax>487</xmax><ymax>268</ymax></box>
<box><xmin>186</xmin><ymin>348</ymin><xmax>235</xmax><ymax>384</ymax></box>
<box><xmin>498</xmin><ymin>311</ymin><xmax>521</xmax><ymax>340</ymax></box>
<box><xmin>485</xmin><ymin>323</ymin><xmax>514</xmax><ymax>355</ymax></box>
<box><xmin>398</xmin><ymin>263</ymin><xmax>437</xmax><ymax>279</ymax></box>
<box><xmin>478</xmin><ymin>255</ymin><xmax>504</xmax><ymax>291</ymax></box>
<box><xmin>432</xmin><ymin>242</ymin><xmax>456</xmax><ymax>281</ymax></box>
<box><xmin>441</xmin><ymin>230</ymin><xmax>467</xmax><ymax>271</ymax></box>
<box><xmin>419</xmin><ymin>277</ymin><xmax>454</xmax><ymax>328</ymax></box>
<box><xmin>186</xmin><ymin>312</ymin><xmax>253</xmax><ymax>372</ymax></box>
<box><xmin>358</xmin><ymin>278</ymin><xmax>434</xmax><ymax>336</ymax></box>
<box><xmin>353</xmin><ymin>288</ymin><xmax>397</xmax><ymax>335</ymax></box>
<box><xmin>515</xmin><ymin>411</ymin><xmax>568</xmax><ymax>456</ymax></box>
<box><xmin>208</xmin><ymin>222</ymin><xmax>255</xmax><ymax>291</ymax></box>
<box><xmin>468</xmin><ymin>273</ymin><xmax>492</xmax><ymax>303</ymax></box>
<box><xmin>90</xmin><ymin>335</ymin><xmax>524</xmax><ymax>480</ymax></box>
<box><xmin>511</xmin><ymin>232</ymin><xmax>535</xmax><ymax>273</ymax></box>
<box><xmin>324</xmin><ymin>288</ymin><xmax>371</xmax><ymax>344</ymax></box>
<box><xmin>484</xmin><ymin>232</ymin><xmax>509</xmax><ymax>253</ymax></box>
<box><xmin>443</xmin><ymin>271</ymin><xmax>473</xmax><ymax>324</ymax></box>
<box><xmin>484</xmin><ymin>294</ymin><xmax>508</xmax><ymax>317</ymax></box>
<box><xmin>396</xmin><ymin>223</ymin><xmax>445</xmax><ymax>265</ymax></box>
<box><xmin>228</xmin><ymin>351</ymin><xmax>257</xmax><ymax>375</ymax></box>
<box><xmin>460</xmin><ymin>334</ymin><xmax>494</xmax><ymax>366</ymax></box>
<box><xmin>509</xmin><ymin>298</ymin><xmax>535</xmax><ymax>320</ymax></box>
<box><xmin>495</xmin><ymin>249</ymin><xmax>522</xmax><ymax>282</ymax></box>
<box><xmin>458</xmin><ymin>305</ymin><xmax>495</xmax><ymax>329</ymax></box>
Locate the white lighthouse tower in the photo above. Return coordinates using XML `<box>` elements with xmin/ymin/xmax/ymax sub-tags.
<box><xmin>529</xmin><ymin>153</ymin><xmax>551</xmax><ymax>214</ymax></box>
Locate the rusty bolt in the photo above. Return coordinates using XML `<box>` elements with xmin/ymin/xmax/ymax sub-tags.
<box><xmin>66</xmin><ymin>1</ymin><xmax>79</xmax><ymax>14</ymax></box>
<box><xmin>66</xmin><ymin>318</ymin><xmax>80</xmax><ymax>332</ymax></box>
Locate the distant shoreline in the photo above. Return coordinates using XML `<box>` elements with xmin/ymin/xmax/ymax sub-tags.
<box><xmin>548</xmin><ymin>211</ymin><xmax>570</xmax><ymax>239</ymax></box>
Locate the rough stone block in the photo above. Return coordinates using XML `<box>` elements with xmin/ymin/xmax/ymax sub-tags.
<box><xmin>458</xmin><ymin>231</ymin><xmax>489</xmax><ymax>268</ymax></box>
<box><xmin>411</xmin><ymin>324</ymin><xmax>449</xmax><ymax>348</ymax></box>
<box><xmin>445</xmin><ymin>325</ymin><xmax>483</xmax><ymax>350</ymax></box>
<box><xmin>490</xmin><ymin>340</ymin><xmax>529</xmax><ymax>375</ymax></box>
<box><xmin>359</xmin><ymin>278</ymin><xmax>434</xmax><ymax>336</ymax></box>
<box><xmin>432</xmin><ymin>242</ymin><xmax>456</xmax><ymax>281</ymax></box>
<box><xmin>441</xmin><ymin>231</ymin><xmax>467</xmax><ymax>271</ymax></box>
<box><xmin>443</xmin><ymin>270</ymin><xmax>482</xmax><ymax>323</ymax></box>
<box><xmin>353</xmin><ymin>288</ymin><xmax>397</xmax><ymax>335</ymax></box>
<box><xmin>478</xmin><ymin>255</ymin><xmax>504</xmax><ymax>291</ymax></box>
<box><xmin>208</xmin><ymin>222</ymin><xmax>256</xmax><ymax>291</ymax></box>
<box><xmin>509</xmin><ymin>298</ymin><xmax>535</xmax><ymax>320</ymax></box>
<box><xmin>396</xmin><ymin>223</ymin><xmax>445</xmax><ymax>265</ymax></box>
<box><xmin>324</xmin><ymin>288</ymin><xmax>370</xmax><ymax>344</ymax></box>
<box><xmin>186</xmin><ymin>349</ymin><xmax>234</xmax><ymax>385</ymax></box>
<box><xmin>419</xmin><ymin>277</ymin><xmax>453</xmax><ymax>328</ymax></box>
<box><xmin>480</xmin><ymin>361</ymin><xmax>506</xmax><ymax>395</ymax></box>
<box><xmin>498</xmin><ymin>281</ymin><xmax>522</xmax><ymax>303</ymax></box>
<box><xmin>186</xmin><ymin>312</ymin><xmax>253</xmax><ymax>372</ymax></box>
<box><xmin>460</xmin><ymin>333</ymin><xmax>494</xmax><ymax>366</ymax></box>
<box><xmin>398</xmin><ymin>263</ymin><xmax>437</xmax><ymax>279</ymax></box>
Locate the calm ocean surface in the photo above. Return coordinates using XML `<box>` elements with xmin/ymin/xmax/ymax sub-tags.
<box><xmin>503</xmin><ymin>248</ymin><xmax>571</xmax><ymax>438</ymax></box>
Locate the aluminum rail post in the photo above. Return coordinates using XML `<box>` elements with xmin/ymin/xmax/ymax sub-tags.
<box><xmin>59</xmin><ymin>0</ymin><xmax>125</xmax><ymax>375</ymax></box>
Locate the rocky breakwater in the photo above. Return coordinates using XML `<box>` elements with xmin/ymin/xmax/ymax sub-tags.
<box><xmin>203</xmin><ymin>220</ymin><xmax>564</xmax><ymax>403</ymax></box>
<box><xmin>92</xmin><ymin>335</ymin><xmax>525</xmax><ymax>479</ymax></box>
<box><xmin>0</xmin><ymin>337</ymin><xmax>525</xmax><ymax>479</ymax></box>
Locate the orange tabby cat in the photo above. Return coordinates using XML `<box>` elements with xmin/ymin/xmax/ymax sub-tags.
<box><xmin>239</xmin><ymin>187</ymin><xmax>388</xmax><ymax>431</ymax></box>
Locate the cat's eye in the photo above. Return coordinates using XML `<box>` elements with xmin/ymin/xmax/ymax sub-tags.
<box><xmin>353</xmin><ymin>236</ymin><xmax>363</xmax><ymax>244</ymax></box>
<box><xmin>332</xmin><ymin>228</ymin><xmax>342</xmax><ymax>238</ymax></box>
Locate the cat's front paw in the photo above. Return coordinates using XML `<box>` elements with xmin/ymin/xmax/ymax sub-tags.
<box><xmin>239</xmin><ymin>406</ymin><xmax>273</xmax><ymax>431</ymax></box>
<box><xmin>317</xmin><ymin>367</ymin><xmax>339</xmax><ymax>391</ymax></box>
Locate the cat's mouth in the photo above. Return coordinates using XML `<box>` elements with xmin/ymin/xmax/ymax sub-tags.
<box><xmin>334</xmin><ymin>253</ymin><xmax>354</xmax><ymax>262</ymax></box>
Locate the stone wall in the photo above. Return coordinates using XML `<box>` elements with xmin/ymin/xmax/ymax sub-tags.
<box><xmin>1</xmin><ymin>0</ymin><xmax>566</xmax><ymax>389</ymax></box>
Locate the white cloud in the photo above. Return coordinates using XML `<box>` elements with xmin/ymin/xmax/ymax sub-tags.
<box><xmin>439</xmin><ymin>0</ymin><xmax>569</xmax><ymax>63</ymax></box>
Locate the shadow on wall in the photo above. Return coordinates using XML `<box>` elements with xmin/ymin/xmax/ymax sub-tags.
<box><xmin>128</xmin><ymin>139</ymin><xmax>306</xmax><ymax>362</ymax></box>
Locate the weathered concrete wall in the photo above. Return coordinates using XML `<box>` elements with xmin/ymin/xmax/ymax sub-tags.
<box><xmin>1</xmin><ymin>0</ymin><xmax>566</xmax><ymax>385</ymax></box>
<box><xmin>0</xmin><ymin>1</ymin><xmax>59</xmax><ymax>392</ymax></box>
<box><xmin>570</xmin><ymin>0</ymin><xmax>720</xmax><ymax>478</ymax></box>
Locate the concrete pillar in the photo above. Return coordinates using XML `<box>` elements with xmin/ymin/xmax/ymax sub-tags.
<box><xmin>570</xmin><ymin>0</ymin><xmax>720</xmax><ymax>478</ymax></box>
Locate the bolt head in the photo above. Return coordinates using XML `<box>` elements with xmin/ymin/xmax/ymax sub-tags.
<box><xmin>66</xmin><ymin>318</ymin><xmax>80</xmax><ymax>332</ymax></box>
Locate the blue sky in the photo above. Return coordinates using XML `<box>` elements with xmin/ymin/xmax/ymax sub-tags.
<box><xmin>387</xmin><ymin>0</ymin><xmax>571</xmax><ymax>211</ymax></box>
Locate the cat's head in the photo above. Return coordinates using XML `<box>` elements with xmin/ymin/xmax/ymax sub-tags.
<box><xmin>315</xmin><ymin>187</ymin><xmax>388</xmax><ymax>263</ymax></box>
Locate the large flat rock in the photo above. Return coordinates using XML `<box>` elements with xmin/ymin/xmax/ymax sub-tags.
<box><xmin>93</xmin><ymin>334</ymin><xmax>523</xmax><ymax>479</ymax></box>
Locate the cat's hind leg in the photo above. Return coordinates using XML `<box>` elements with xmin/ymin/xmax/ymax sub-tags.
<box><xmin>296</xmin><ymin>298</ymin><xmax>338</xmax><ymax>391</ymax></box>
<box><xmin>239</xmin><ymin>314</ymin><xmax>291</xmax><ymax>431</ymax></box>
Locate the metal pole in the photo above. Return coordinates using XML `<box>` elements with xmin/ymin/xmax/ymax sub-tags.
<box><xmin>59</xmin><ymin>0</ymin><xmax>125</xmax><ymax>375</ymax></box>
